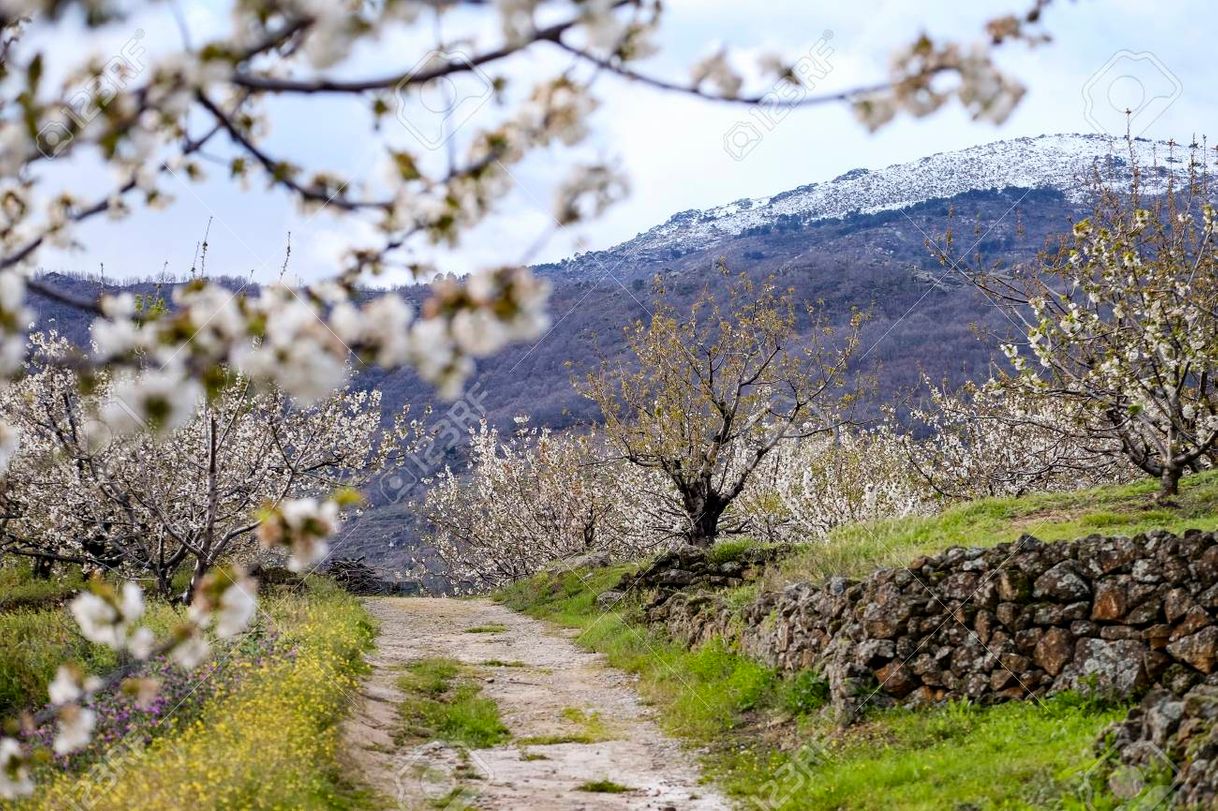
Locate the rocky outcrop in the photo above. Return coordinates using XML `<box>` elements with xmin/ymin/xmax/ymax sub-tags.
<box><xmin>638</xmin><ymin>530</ymin><xmax>1218</xmax><ymax>721</ymax></box>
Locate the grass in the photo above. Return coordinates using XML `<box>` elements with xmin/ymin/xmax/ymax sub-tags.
<box><xmin>709</xmin><ymin>695</ymin><xmax>1126</xmax><ymax>810</ymax></box>
<box><xmin>771</xmin><ymin>468</ymin><xmax>1218</xmax><ymax>587</ymax></box>
<box><xmin>0</xmin><ymin>587</ymin><xmax>183</xmax><ymax>719</ymax></box>
<box><xmin>396</xmin><ymin>658</ymin><xmax>510</xmax><ymax>748</ymax></box>
<box><xmin>575</xmin><ymin>779</ymin><xmax>633</xmax><ymax>793</ymax></box>
<box><xmin>479</xmin><ymin>659</ymin><xmax>527</xmax><ymax>668</ymax></box>
<box><xmin>0</xmin><ymin>564</ymin><xmax>84</xmax><ymax>613</ymax></box>
<box><xmin>517</xmin><ymin>707</ymin><xmax>615</xmax><ymax>746</ymax></box>
<box><xmin>463</xmin><ymin>623</ymin><xmax>508</xmax><ymax>634</ymax></box>
<box><xmin>24</xmin><ymin>579</ymin><xmax>378</xmax><ymax>810</ymax></box>
<box><xmin>498</xmin><ymin>566</ymin><xmax>786</xmax><ymax>743</ymax></box>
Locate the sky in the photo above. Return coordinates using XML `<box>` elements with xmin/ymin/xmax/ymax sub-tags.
<box><xmin>30</xmin><ymin>0</ymin><xmax>1218</xmax><ymax>286</ymax></box>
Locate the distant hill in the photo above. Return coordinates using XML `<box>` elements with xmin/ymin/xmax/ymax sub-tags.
<box><xmin>28</xmin><ymin>133</ymin><xmax>1185</xmax><ymax>584</ymax></box>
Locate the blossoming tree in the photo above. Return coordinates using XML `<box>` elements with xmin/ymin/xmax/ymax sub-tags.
<box><xmin>0</xmin><ymin>332</ymin><xmax>402</xmax><ymax>600</ymax></box>
<box><xmin>902</xmin><ymin>375</ymin><xmax>1134</xmax><ymax>499</ymax></box>
<box><xmin>420</xmin><ymin>418</ymin><xmax>673</xmax><ymax>590</ymax></box>
<box><xmin>580</xmin><ymin>270</ymin><xmax>862</xmax><ymax>546</ymax></box>
<box><xmin>985</xmin><ymin>144</ymin><xmax>1218</xmax><ymax>500</ymax></box>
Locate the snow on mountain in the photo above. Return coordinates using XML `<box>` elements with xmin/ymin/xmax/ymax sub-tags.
<box><xmin>615</xmin><ymin>133</ymin><xmax>1188</xmax><ymax>255</ymax></box>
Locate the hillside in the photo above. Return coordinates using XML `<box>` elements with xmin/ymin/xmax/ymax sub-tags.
<box><xmin>27</xmin><ymin>133</ymin><xmax>1184</xmax><ymax>579</ymax></box>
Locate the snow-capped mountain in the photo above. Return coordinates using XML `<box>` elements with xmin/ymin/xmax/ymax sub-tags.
<box><xmin>556</xmin><ymin>134</ymin><xmax>1187</xmax><ymax>268</ymax></box>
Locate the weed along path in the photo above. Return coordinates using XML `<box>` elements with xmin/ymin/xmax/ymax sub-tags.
<box><xmin>343</xmin><ymin>597</ymin><xmax>730</xmax><ymax>810</ymax></box>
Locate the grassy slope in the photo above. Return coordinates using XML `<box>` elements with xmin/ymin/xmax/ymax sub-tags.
<box><xmin>8</xmin><ymin>580</ymin><xmax>376</xmax><ymax>811</ymax></box>
<box><xmin>773</xmin><ymin>468</ymin><xmax>1218</xmax><ymax>584</ymax></box>
<box><xmin>498</xmin><ymin>471</ymin><xmax>1218</xmax><ymax>810</ymax></box>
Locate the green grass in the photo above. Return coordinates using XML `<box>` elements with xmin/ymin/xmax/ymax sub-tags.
<box><xmin>575</xmin><ymin>779</ymin><xmax>633</xmax><ymax>794</ymax></box>
<box><xmin>498</xmin><ymin>567</ymin><xmax>790</xmax><ymax>743</ymax></box>
<box><xmin>0</xmin><ymin>564</ymin><xmax>84</xmax><ymax>613</ymax></box>
<box><xmin>709</xmin><ymin>695</ymin><xmax>1126</xmax><ymax>810</ymax></box>
<box><xmin>0</xmin><ymin>588</ymin><xmax>183</xmax><ymax>719</ymax></box>
<box><xmin>771</xmin><ymin>468</ymin><xmax>1218</xmax><ymax>586</ymax></box>
<box><xmin>463</xmin><ymin>623</ymin><xmax>508</xmax><ymax>634</ymax></box>
<box><xmin>517</xmin><ymin>707</ymin><xmax>615</xmax><ymax>746</ymax></box>
<box><xmin>396</xmin><ymin>658</ymin><xmax>510</xmax><ymax>748</ymax></box>
<box><xmin>480</xmin><ymin>659</ymin><xmax>528</xmax><ymax>668</ymax></box>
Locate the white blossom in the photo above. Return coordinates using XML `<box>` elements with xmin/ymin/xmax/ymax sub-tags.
<box><xmin>0</xmin><ymin>738</ymin><xmax>33</xmax><ymax>800</ymax></box>
<box><xmin>53</xmin><ymin>704</ymin><xmax>96</xmax><ymax>755</ymax></box>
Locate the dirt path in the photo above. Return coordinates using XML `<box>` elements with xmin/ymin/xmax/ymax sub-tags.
<box><xmin>342</xmin><ymin>597</ymin><xmax>731</xmax><ymax>810</ymax></box>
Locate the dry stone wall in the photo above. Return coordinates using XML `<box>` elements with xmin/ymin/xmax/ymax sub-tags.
<box><xmin>633</xmin><ymin>530</ymin><xmax>1218</xmax><ymax>720</ymax></box>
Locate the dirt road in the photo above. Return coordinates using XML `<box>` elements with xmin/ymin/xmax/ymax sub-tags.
<box><xmin>342</xmin><ymin>597</ymin><xmax>730</xmax><ymax>810</ymax></box>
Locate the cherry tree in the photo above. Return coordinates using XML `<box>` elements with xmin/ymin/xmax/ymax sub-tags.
<box><xmin>420</xmin><ymin>418</ymin><xmax>665</xmax><ymax>590</ymax></box>
<box><xmin>580</xmin><ymin>271</ymin><xmax>862</xmax><ymax>546</ymax></box>
<box><xmin>902</xmin><ymin>376</ymin><xmax>1134</xmax><ymax>499</ymax></box>
<box><xmin>0</xmin><ymin>332</ymin><xmax>402</xmax><ymax>601</ymax></box>
<box><xmin>983</xmin><ymin>142</ymin><xmax>1218</xmax><ymax>500</ymax></box>
<box><xmin>734</xmin><ymin>425</ymin><xmax>929</xmax><ymax>543</ymax></box>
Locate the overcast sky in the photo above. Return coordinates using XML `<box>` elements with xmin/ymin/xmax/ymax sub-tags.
<box><xmin>33</xmin><ymin>0</ymin><xmax>1218</xmax><ymax>285</ymax></box>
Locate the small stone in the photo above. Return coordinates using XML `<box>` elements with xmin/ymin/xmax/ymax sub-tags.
<box><xmin>1165</xmin><ymin>588</ymin><xmax>1197</xmax><ymax>624</ymax></box>
<box><xmin>595</xmin><ymin>589</ymin><xmax>627</xmax><ymax>610</ymax></box>
<box><xmin>1171</xmin><ymin>606</ymin><xmax>1213</xmax><ymax>640</ymax></box>
<box><xmin>1099</xmin><ymin>625</ymin><xmax>1142</xmax><ymax>641</ymax></box>
<box><xmin>995</xmin><ymin>602</ymin><xmax>1024</xmax><ymax>629</ymax></box>
<box><xmin>1057</xmin><ymin>638</ymin><xmax>1148</xmax><ymax>695</ymax></box>
<box><xmin>1143</xmin><ymin>624</ymin><xmax>1173</xmax><ymax>650</ymax></box>
<box><xmin>1034</xmin><ymin>562</ymin><xmax>1091</xmax><ymax>602</ymax></box>
<box><xmin>1034</xmin><ymin>627</ymin><xmax>1075</xmax><ymax>677</ymax></box>
<box><xmin>874</xmin><ymin>661</ymin><xmax>917</xmax><ymax>698</ymax></box>
<box><xmin>996</xmin><ymin>568</ymin><xmax>1033</xmax><ymax>602</ymax></box>
<box><xmin>1092</xmin><ymin>580</ymin><xmax>1129</xmax><ymax>621</ymax></box>
<box><xmin>1133</xmin><ymin>559</ymin><xmax>1162</xmax><ymax>584</ymax></box>
<box><xmin>1168</xmin><ymin>627</ymin><xmax>1218</xmax><ymax>674</ymax></box>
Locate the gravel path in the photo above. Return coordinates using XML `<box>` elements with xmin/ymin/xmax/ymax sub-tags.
<box><xmin>342</xmin><ymin>597</ymin><xmax>731</xmax><ymax>810</ymax></box>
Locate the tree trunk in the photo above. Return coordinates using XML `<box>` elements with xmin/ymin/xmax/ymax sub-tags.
<box><xmin>686</xmin><ymin>502</ymin><xmax>723</xmax><ymax>547</ymax></box>
<box><xmin>181</xmin><ymin>557</ymin><xmax>210</xmax><ymax>605</ymax></box>
<box><xmin>1158</xmin><ymin>465</ymin><xmax>1184</xmax><ymax>502</ymax></box>
<box><xmin>31</xmin><ymin>555</ymin><xmax>53</xmax><ymax>579</ymax></box>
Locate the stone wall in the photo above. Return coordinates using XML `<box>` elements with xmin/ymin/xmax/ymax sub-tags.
<box><xmin>1102</xmin><ymin>684</ymin><xmax>1218</xmax><ymax>807</ymax></box>
<box><xmin>634</xmin><ymin>530</ymin><xmax>1218</xmax><ymax>720</ymax></box>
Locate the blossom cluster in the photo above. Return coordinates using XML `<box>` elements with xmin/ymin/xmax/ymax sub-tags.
<box><xmin>83</xmin><ymin>270</ymin><xmax>550</xmax><ymax>419</ymax></box>
<box><xmin>0</xmin><ymin>333</ymin><xmax>396</xmax><ymax>597</ymax></box>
